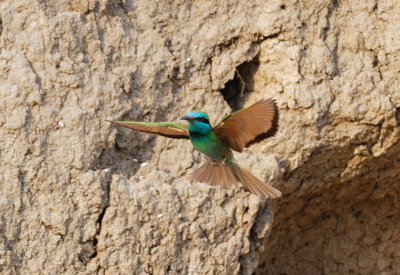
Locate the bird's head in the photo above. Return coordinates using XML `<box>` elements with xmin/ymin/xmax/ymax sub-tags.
<box><xmin>180</xmin><ymin>111</ymin><xmax>211</xmax><ymax>134</ymax></box>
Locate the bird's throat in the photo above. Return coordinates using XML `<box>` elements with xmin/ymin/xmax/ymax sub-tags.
<box><xmin>188</xmin><ymin>121</ymin><xmax>211</xmax><ymax>135</ymax></box>
<box><xmin>189</xmin><ymin>130</ymin><xmax>206</xmax><ymax>139</ymax></box>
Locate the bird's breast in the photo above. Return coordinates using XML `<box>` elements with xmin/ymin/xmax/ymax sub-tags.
<box><xmin>189</xmin><ymin>131</ymin><xmax>231</xmax><ymax>160</ymax></box>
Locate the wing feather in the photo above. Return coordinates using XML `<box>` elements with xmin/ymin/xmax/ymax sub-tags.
<box><xmin>213</xmin><ymin>99</ymin><xmax>279</xmax><ymax>152</ymax></box>
<box><xmin>108</xmin><ymin>120</ymin><xmax>189</xmax><ymax>139</ymax></box>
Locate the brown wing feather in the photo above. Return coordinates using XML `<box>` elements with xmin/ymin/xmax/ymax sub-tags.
<box><xmin>213</xmin><ymin>99</ymin><xmax>279</xmax><ymax>152</ymax></box>
<box><xmin>108</xmin><ymin>121</ymin><xmax>189</xmax><ymax>139</ymax></box>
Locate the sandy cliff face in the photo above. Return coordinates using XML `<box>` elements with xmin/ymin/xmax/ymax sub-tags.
<box><xmin>0</xmin><ymin>0</ymin><xmax>399</xmax><ymax>274</ymax></box>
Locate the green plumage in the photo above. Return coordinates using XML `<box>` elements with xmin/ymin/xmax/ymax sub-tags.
<box><xmin>189</xmin><ymin>130</ymin><xmax>232</xmax><ymax>161</ymax></box>
<box><xmin>109</xmin><ymin>99</ymin><xmax>282</xmax><ymax>198</ymax></box>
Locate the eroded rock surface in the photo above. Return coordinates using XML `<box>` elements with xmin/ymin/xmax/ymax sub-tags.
<box><xmin>250</xmin><ymin>1</ymin><xmax>400</xmax><ymax>274</ymax></box>
<box><xmin>0</xmin><ymin>0</ymin><xmax>399</xmax><ymax>274</ymax></box>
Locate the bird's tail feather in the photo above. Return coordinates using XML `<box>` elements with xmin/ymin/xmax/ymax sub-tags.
<box><xmin>190</xmin><ymin>160</ymin><xmax>281</xmax><ymax>199</ymax></box>
<box><xmin>233</xmin><ymin>163</ymin><xmax>282</xmax><ymax>198</ymax></box>
<box><xmin>190</xmin><ymin>160</ymin><xmax>240</xmax><ymax>189</ymax></box>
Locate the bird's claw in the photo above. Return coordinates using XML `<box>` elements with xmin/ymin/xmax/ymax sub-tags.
<box><xmin>211</xmin><ymin>160</ymin><xmax>218</xmax><ymax>167</ymax></box>
<box><xmin>210</xmin><ymin>158</ymin><xmax>229</xmax><ymax>167</ymax></box>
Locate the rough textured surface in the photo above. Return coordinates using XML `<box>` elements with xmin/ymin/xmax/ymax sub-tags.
<box><xmin>0</xmin><ymin>0</ymin><xmax>274</xmax><ymax>274</ymax></box>
<box><xmin>250</xmin><ymin>1</ymin><xmax>400</xmax><ymax>274</ymax></box>
<box><xmin>0</xmin><ymin>0</ymin><xmax>399</xmax><ymax>274</ymax></box>
<box><xmin>88</xmin><ymin>177</ymin><xmax>271</xmax><ymax>274</ymax></box>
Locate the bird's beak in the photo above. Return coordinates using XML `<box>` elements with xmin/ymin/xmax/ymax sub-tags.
<box><xmin>180</xmin><ymin>115</ymin><xmax>195</xmax><ymax>122</ymax></box>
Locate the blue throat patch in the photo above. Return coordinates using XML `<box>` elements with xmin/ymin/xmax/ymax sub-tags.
<box><xmin>189</xmin><ymin>121</ymin><xmax>211</xmax><ymax>135</ymax></box>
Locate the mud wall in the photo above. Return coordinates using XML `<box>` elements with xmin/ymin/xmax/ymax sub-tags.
<box><xmin>0</xmin><ymin>0</ymin><xmax>399</xmax><ymax>274</ymax></box>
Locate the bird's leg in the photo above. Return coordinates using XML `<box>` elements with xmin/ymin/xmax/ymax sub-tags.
<box><xmin>222</xmin><ymin>157</ymin><xmax>230</xmax><ymax>166</ymax></box>
<box><xmin>210</xmin><ymin>159</ymin><xmax>218</xmax><ymax>167</ymax></box>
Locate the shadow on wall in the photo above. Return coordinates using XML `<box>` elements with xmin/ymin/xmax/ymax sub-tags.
<box><xmin>256</xmin><ymin>142</ymin><xmax>400</xmax><ymax>274</ymax></box>
<box><xmin>222</xmin><ymin>53</ymin><xmax>400</xmax><ymax>274</ymax></box>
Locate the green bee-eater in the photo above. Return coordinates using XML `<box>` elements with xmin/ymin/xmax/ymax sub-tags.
<box><xmin>109</xmin><ymin>99</ymin><xmax>281</xmax><ymax>198</ymax></box>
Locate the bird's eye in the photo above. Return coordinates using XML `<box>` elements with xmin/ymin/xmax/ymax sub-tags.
<box><xmin>196</xmin><ymin>117</ymin><xmax>210</xmax><ymax>124</ymax></box>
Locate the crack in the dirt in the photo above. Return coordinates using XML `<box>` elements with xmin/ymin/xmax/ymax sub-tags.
<box><xmin>90</xmin><ymin>176</ymin><xmax>111</xmax><ymax>260</ymax></box>
<box><xmin>372</xmin><ymin>53</ymin><xmax>383</xmax><ymax>83</ymax></box>
<box><xmin>395</xmin><ymin>107</ymin><xmax>400</xmax><ymax>126</ymax></box>
<box><xmin>18</xmin><ymin>171</ymin><xmax>26</xmax><ymax>213</ymax></box>
<box><xmin>322</xmin><ymin>0</ymin><xmax>340</xmax><ymax>77</ymax></box>
<box><xmin>296</xmin><ymin>8</ymin><xmax>307</xmax><ymax>80</ymax></box>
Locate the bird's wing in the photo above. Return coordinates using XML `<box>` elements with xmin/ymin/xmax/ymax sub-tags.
<box><xmin>108</xmin><ymin>120</ymin><xmax>189</xmax><ymax>139</ymax></box>
<box><xmin>213</xmin><ymin>99</ymin><xmax>279</xmax><ymax>152</ymax></box>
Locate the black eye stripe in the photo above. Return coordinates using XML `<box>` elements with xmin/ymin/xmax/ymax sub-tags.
<box><xmin>195</xmin><ymin>117</ymin><xmax>210</xmax><ymax>124</ymax></box>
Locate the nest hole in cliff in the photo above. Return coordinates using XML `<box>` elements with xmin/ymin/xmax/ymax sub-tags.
<box><xmin>220</xmin><ymin>56</ymin><xmax>260</xmax><ymax>110</ymax></box>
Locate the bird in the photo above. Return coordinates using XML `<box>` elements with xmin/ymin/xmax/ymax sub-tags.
<box><xmin>108</xmin><ymin>99</ymin><xmax>282</xmax><ymax>198</ymax></box>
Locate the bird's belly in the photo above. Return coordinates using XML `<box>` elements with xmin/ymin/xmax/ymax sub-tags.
<box><xmin>190</xmin><ymin>136</ymin><xmax>229</xmax><ymax>160</ymax></box>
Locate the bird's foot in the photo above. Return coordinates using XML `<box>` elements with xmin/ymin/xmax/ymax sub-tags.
<box><xmin>210</xmin><ymin>160</ymin><xmax>218</xmax><ymax>167</ymax></box>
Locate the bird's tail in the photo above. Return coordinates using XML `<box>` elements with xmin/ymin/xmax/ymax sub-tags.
<box><xmin>190</xmin><ymin>160</ymin><xmax>282</xmax><ymax>199</ymax></box>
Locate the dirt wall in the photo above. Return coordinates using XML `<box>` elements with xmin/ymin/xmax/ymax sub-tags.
<box><xmin>0</xmin><ymin>0</ymin><xmax>399</xmax><ymax>274</ymax></box>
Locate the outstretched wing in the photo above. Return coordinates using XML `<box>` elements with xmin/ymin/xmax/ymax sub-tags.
<box><xmin>108</xmin><ymin>120</ymin><xmax>189</xmax><ymax>139</ymax></box>
<box><xmin>213</xmin><ymin>99</ymin><xmax>279</xmax><ymax>152</ymax></box>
